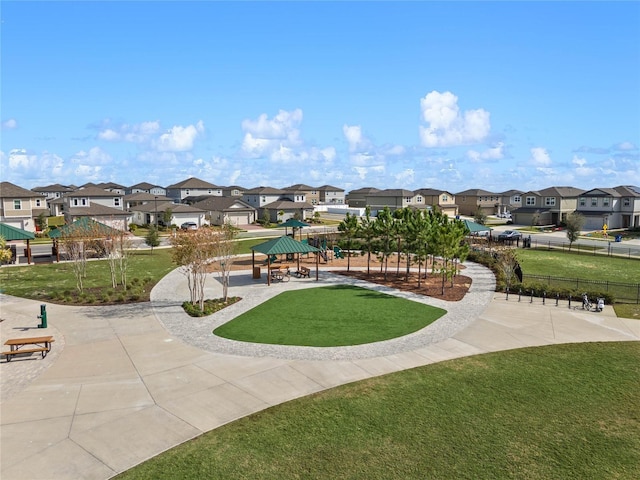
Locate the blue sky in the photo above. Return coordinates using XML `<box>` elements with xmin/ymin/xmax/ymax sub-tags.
<box><xmin>1</xmin><ymin>1</ymin><xmax>639</xmax><ymax>193</ymax></box>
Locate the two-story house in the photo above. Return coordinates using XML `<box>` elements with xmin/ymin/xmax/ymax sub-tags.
<box><xmin>32</xmin><ymin>183</ymin><xmax>75</xmax><ymax>204</ymax></box>
<box><xmin>165</xmin><ymin>177</ymin><xmax>222</xmax><ymax>202</ymax></box>
<box><xmin>126</xmin><ymin>182</ymin><xmax>167</xmax><ymax>196</ymax></box>
<box><xmin>284</xmin><ymin>184</ymin><xmax>318</xmax><ymax>205</ymax></box>
<box><xmin>243</xmin><ymin>187</ymin><xmax>312</xmax><ymax>222</ymax></box>
<box><xmin>221</xmin><ymin>185</ymin><xmax>246</xmax><ymax>197</ymax></box>
<box><xmin>346</xmin><ymin>187</ymin><xmax>381</xmax><ymax>208</ymax></box>
<box><xmin>0</xmin><ymin>182</ymin><xmax>48</xmax><ymax>232</ymax></box>
<box><xmin>414</xmin><ymin>189</ymin><xmax>458</xmax><ymax>217</ymax></box>
<box><xmin>455</xmin><ymin>189</ymin><xmax>499</xmax><ymax>216</ymax></box>
<box><xmin>498</xmin><ymin>189</ymin><xmax>523</xmax><ymax>215</ymax></box>
<box><xmin>576</xmin><ymin>186</ymin><xmax>640</xmax><ymax>230</ymax></box>
<box><xmin>513</xmin><ymin>186</ymin><xmax>584</xmax><ymax>226</ymax></box>
<box><xmin>615</xmin><ymin>185</ymin><xmax>640</xmax><ymax>229</ymax></box>
<box><xmin>364</xmin><ymin>189</ymin><xmax>423</xmax><ymax>213</ymax></box>
<box><xmin>318</xmin><ymin>185</ymin><xmax>346</xmax><ymax>205</ymax></box>
<box><xmin>53</xmin><ymin>186</ymin><xmax>129</xmax><ymax>230</ymax></box>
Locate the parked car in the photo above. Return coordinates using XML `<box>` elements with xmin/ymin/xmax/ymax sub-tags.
<box><xmin>498</xmin><ymin>230</ymin><xmax>522</xmax><ymax>241</ymax></box>
<box><xmin>180</xmin><ymin>222</ymin><xmax>198</xmax><ymax>231</ymax></box>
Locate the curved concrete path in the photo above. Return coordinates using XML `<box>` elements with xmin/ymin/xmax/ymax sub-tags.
<box><xmin>1</xmin><ymin>264</ymin><xmax>638</xmax><ymax>480</ymax></box>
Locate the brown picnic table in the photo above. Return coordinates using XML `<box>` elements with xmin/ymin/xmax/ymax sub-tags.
<box><xmin>3</xmin><ymin>336</ymin><xmax>55</xmax><ymax>362</ymax></box>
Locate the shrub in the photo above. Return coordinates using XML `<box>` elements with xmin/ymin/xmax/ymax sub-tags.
<box><xmin>182</xmin><ymin>297</ymin><xmax>241</xmax><ymax>317</ymax></box>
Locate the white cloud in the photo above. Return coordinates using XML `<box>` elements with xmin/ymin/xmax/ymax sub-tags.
<box><xmin>353</xmin><ymin>165</ymin><xmax>385</xmax><ymax>180</ymax></box>
<box><xmin>530</xmin><ymin>147</ymin><xmax>551</xmax><ymax>166</ymax></box>
<box><xmin>419</xmin><ymin>91</ymin><xmax>490</xmax><ymax>147</ymax></box>
<box><xmin>98</xmin><ymin>120</ymin><xmax>161</xmax><ymax>143</ymax></box>
<box><xmin>394</xmin><ymin>168</ymin><xmax>415</xmax><ymax>185</ymax></box>
<box><xmin>71</xmin><ymin>146</ymin><xmax>112</xmax><ymax>165</ymax></box>
<box><xmin>155</xmin><ymin>121</ymin><xmax>204</xmax><ymax>152</ymax></box>
<box><xmin>616</xmin><ymin>141</ymin><xmax>637</xmax><ymax>151</ymax></box>
<box><xmin>2</xmin><ymin>119</ymin><xmax>18</xmax><ymax>130</ymax></box>
<box><xmin>241</xmin><ymin>109</ymin><xmax>303</xmax><ymax>159</ymax></box>
<box><xmin>467</xmin><ymin>142</ymin><xmax>504</xmax><ymax>163</ymax></box>
<box><xmin>343</xmin><ymin>124</ymin><xmax>371</xmax><ymax>152</ymax></box>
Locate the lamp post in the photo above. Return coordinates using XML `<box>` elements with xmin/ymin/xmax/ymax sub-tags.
<box><xmin>154</xmin><ymin>196</ymin><xmax>158</xmax><ymax>229</ymax></box>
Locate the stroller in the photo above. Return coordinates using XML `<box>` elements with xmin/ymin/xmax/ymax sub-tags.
<box><xmin>582</xmin><ymin>293</ymin><xmax>604</xmax><ymax>312</ymax></box>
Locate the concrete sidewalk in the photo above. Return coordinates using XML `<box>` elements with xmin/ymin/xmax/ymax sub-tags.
<box><xmin>1</xmin><ymin>265</ymin><xmax>638</xmax><ymax>480</ymax></box>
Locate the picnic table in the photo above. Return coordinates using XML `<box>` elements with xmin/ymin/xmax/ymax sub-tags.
<box><xmin>3</xmin><ymin>336</ymin><xmax>55</xmax><ymax>362</ymax></box>
<box><xmin>269</xmin><ymin>265</ymin><xmax>290</xmax><ymax>282</ymax></box>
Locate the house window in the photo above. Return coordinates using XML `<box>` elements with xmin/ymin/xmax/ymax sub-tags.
<box><xmin>603</xmin><ymin>197</ymin><xmax>610</xmax><ymax>207</ymax></box>
<box><xmin>13</xmin><ymin>199</ymin><xmax>22</xmax><ymax>209</ymax></box>
<box><xmin>442</xmin><ymin>194</ymin><xmax>448</xmax><ymax>201</ymax></box>
<box><xmin>462</xmin><ymin>196</ymin><xmax>466</xmax><ymax>201</ymax></box>
<box><xmin>513</xmin><ymin>195</ymin><xmax>521</xmax><ymax>203</ymax></box>
<box><xmin>591</xmin><ymin>197</ymin><xmax>597</xmax><ymax>207</ymax></box>
<box><xmin>623</xmin><ymin>198</ymin><xmax>630</xmax><ymax>206</ymax></box>
<box><xmin>416</xmin><ymin>196</ymin><xmax>423</xmax><ymax>203</ymax></box>
<box><xmin>35</xmin><ymin>199</ymin><xmax>42</xmax><ymax>207</ymax></box>
<box><xmin>72</xmin><ymin>198</ymin><xmax>79</xmax><ymax>206</ymax></box>
<box><xmin>579</xmin><ymin>198</ymin><xmax>586</xmax><ymax>207</ymax></box>
<box><xmin>185</xmin><ymin>190</ymin><xmax>190</xmax><ymax>196</ymax></box>
<box><xmin>404</xmin><ymin>197</ymin><xmax>413</xmax><ymax>203</ymax></box>
<box><xmin>545</xmin><ymin>197</ymin><xmax>556</xmax><ymax>206</ymax></box>
<box><xmin>114</xmin><ymin>198</ymin><xmax>121</xmax><ymax>207</ymax></box>
<box><xmin>81</xmin><ymin>198</ymin><xmax>87</xmax><ymax>206</ymax></box>
<box><xmin>261</xmin><ymin>196</ymin><xmax>266</xmax><ymax>203</ymax></box>
<box><xmin>526</xmin><ymin>196</ymin><xmax>536</xmax><ymax>206</ymax></box>
<box><xmin>55</xmin><ymin>192</ymin><xmax>60</xmax><ymax>198</ymax></box>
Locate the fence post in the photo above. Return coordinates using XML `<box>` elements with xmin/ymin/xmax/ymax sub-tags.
<box><xmin>568</xmin><ymin>294</ymin><xmax>571</xmax><ymax>308</ymax></box>
<box><xmin>530</xmin><ymin>290</ymin><xmax>534</xmax><ymax>303</ymax></box>
<box><xmin>543</xmin><ymin>291</ymin><xmax>546</xmax><ymax>305</ymax></box>
<box><xmin>519</xmin><ymin>289</ymin><xmax>522</xmax><ymax>302</ymax></box>
<box><xmin>556</xmin><ymin>293</ymin><xmax>559</xmax><ymax>306</ymax></box>
<box><xmin>506</xmin><ymin>287</ymin><xmax>509</xmax><ymax>301</ymax></box>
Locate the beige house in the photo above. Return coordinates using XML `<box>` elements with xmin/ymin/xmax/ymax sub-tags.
<box><xmin>318</xmin><ymin>185</ymin><xmax>345</xmax><ymax>204</ymax></box>
<box><xmin>284</xmin><ymin>184</ymin><xmax>318</xmax><ymax>205</ymax></box>
<box><xmin>0</xmin><ymin>182</ymin><xmax>48</xmax><ymax>232</ymax></box>
<box><xmin>415</xmin><ymin>189</ymin><xmax>458</xmax><ymax>217</ymax></box>
<box><xmin>512</xmin><ymin>186</ymin><xmax>584</xmax><ymax>226</ymax></box>
<box><xmin>455</xmin><ymin>189</ymin><xmax>499</xmax><ymax>216</ymax></box>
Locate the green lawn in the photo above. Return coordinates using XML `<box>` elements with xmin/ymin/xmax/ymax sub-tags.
<box><xmin>517</xmin><ymin>249</ymin><xmax>640</xmax><ymax>284</ymax></box>
<box><xmin>0</xmin><ymin>249</ymin><xmax>175</xmax><ymax>302</ymax></box>
<box><xmin>116</xmin><ymin>342</ymin><xmax>640</xmax><ymax>480</ymax></box>
<box><xmin>214</xmin><ymin>285</ymin><xmax>446</xmax><ymax>346</ymax></box>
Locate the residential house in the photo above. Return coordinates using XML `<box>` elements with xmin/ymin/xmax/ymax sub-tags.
<box><xmin>616</xmin><ymin>185</ymin><xmax>640</xmax><ymax>228</ymax></box>
<box><xmin>455</xmin><ymin>189</ymin><xmax>499</xmax><ymax>216</ymax></box>
<box><xmin>498</xmin><ymin>189</ymin><xmax>523</xmax><ymax>215</ymax></box>
<box><xmin>192</xmin><ymin>197</ymin><xmax>257</xmax><ymax>226</ymax></box>
<box><xmin>346</xmin><ymin>187</ymin><xmax>381</xmax><ymax>208</ymax></box>
<box><xmin>576</xmin><ymin>186</ymin><xmax>640</xmax><ymax>230</ymax></box>
<box><xmin>129</xmin><ymin>201</ymin><xmax>206</xmax><ymax>228</ymax></box>
<box><xmin>284</xmin><ymin>184</ymin><xmax>318</xmax><ymax>205</ymax></box>
<box><xmin>96</xmin><ymin>182</ymin><xmax>127</xmax><ymax>195</ymax></box>
<box><xmin>414</xmin><ymin>189</ymin><xmax>458</xmax><ymax>217</ymax></box>
<box><xmin>242</xmin><ymin>187</ymin><xmax>286</xmax><ymax>210</ymax></box>
<box><xmin>242</xmin><ymin>187</ymin><xmax>313</xmax><ymax>222</ymax></box>
<box><xmin>318</xmin><ymin>185</ymin><xmax>346</xmax><ymax>205</ymax></box>
<box><xmin>52</xmin><ymin>186</ymin><xmax>129</xmax><ymax>231</ymax></box>
<box><xmin>261</xmin><ymin>199</ymin><xmax>314</xmax><ymax>223</ymax></box>
<box><xmin>126</xmin><ymin>182</ymin><xmax>167</xmax><ymax>196</ymax></box>
<box><xmin>32</xmin><ymin>183</ymin><xmax>75</xmax><ymax>203</ymax></box>
<box><xmin>165</xmin><ymin>177</ymin><xmax>222</xmax><ymax>202</ymax></box>
<box><xmin>512</xmin><ymin>186</ymin><xmax>584</xmax><ymax>226</ymax></box>
<box><xmin>363</xmin><ymin>189</ymin><xmax>425</xmax><ymax>213</ymax></box>
<box><xmin>123</xmin><ymin>192</ymin><xmax>172</xmax><ymax>210</ymax></box>
<box><xmin>221</xmin><ymin>185</ymin><xmax>246</xmax><ymax>197</ymax></box>
<box><xmin>0</xmin><ymin>182</ymin><xmax>48</xmax><ymax>232</ymax></box>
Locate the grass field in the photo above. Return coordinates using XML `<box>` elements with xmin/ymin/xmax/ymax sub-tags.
<box><xmin>214</xmin><ymin>285</ymin><xmax>446</xmax><ymax>346</ymax></box>
<box><xmin>516</xmin><ymin>249</ymin><xmax>640</xmax><ymax>284</ymax></box>
<box><xmin>116</xmin><ymin>342</ymin><xmax>640</xmax><ymax>480</ymax></box>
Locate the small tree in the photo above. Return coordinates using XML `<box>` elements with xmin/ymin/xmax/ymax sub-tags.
<box><xmin>0</xmin><ymin>235</ymin><xmax>13</xmax><ymax>264</ymax></box>
<box><xmin>498</xmin><ymin>248</ymin><xmax>520</xmax><ymax>292</ymax></box>
<box><xmin>170</xmin><ymin>228</ymin><xmax>218</xmax><ymax>311</ymax></box>
<box><xmin>474</xmin><ymin>208</ymin><xmax>487</xmax><ymax>225</ymax></box>
<box><xmin>261</xmin><ymin>208</ymin><xmax>271</xmax><ymax>226</ymax></box>
<box><xmin>36</xmin><ymin>212</ymin><xmax>48</xmax><ymax>233</ymax></box>
<box><xmin>531</xmin><ymin>210</ymin><xmax>541</xmax><ymax>227</ymax></box>
<box><xmin>565</xmin><ymin>212</ymin><xmax>585</xmax><ymax>251</ymax></box>
<box><xmin>278</xmin><ymin>210</ymin><xmax>285</xmax><ymax>223</ymax></box>
<box><xmin>145</xmin><ymin>225</ymin><xmax>160</xmax><ymax>254</ymax></box>
<box><xmin>161</xmin><ymin>208</ymin><xmax>173</xmax><ymax>229</ymax></box>
<box><xmin>338</xmin><ymin>212</ymin><xmax>359</xmax><ymax>271</ymax></box>
<box><xmin>210</xmin><ymin>222</ymin><xmax>238</xmax><ymax>302</ymax></box>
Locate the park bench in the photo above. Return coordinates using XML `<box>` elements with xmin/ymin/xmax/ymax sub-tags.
<box><xmin>3</xmin><ymin>336</ymin><xmax>55</xmax><ymax>362</ymax></box>
<box><xmin>295</xmin><ymin>266</ymin><xmax>311</xmax><ymax>278</ymax></box>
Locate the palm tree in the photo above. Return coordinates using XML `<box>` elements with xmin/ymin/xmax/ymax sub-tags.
<box><xmin>338</xmin><ymin>212</ymin><xmax>359</xmax><ymax>271</ymax></box>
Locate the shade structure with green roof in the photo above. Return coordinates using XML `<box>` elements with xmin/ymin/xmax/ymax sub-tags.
<box><xmin>48</xmin><ymin>217</ymin><xmax>121</xmax><ymax>238</ymax></box>
<box><xmin>278</xmin><ymin>218</ymin><xmax>310</xmax><ymax>239</ymax></box>
<box><xmin>250</xmin><ymin>235</ymin><xmax>320</xmax><ymax>285</ymax></box>
<box><xmin>462</xmin><ymin>219</ymin><xmax>492</xmax><ymax>235</ymax></box>
<box><xmin>0</xmin><ymin>222</ymin><xmax>36</xmax><ymax>264</ymax></box>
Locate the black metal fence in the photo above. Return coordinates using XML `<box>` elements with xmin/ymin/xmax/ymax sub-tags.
<box><xmin>522</xmin><ymin>274</ymin><xmax>640</xmax><ymax>304</ymax></box>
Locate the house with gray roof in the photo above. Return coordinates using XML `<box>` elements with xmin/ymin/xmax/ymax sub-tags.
<box><xmin>576</xmin><ymin>186</ymin><xmax>640</xmax><ymax>230</ymax></box>
<box><xmin>0</xmin><ymin>182</ymin><xmax>48</xmax><ymax>232</ymax></box>
<box><xmin>512</xmin><ymin>186</ymin><xmax>584</xmax><ymax>226</ymax></box>
<box><xmin>166</xmin><ymin>177</ymin><xmax>222</xmax><ymax>202</ymax></box>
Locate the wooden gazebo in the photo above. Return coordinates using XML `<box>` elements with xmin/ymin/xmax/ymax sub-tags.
<box><xmin>250</xmin><ymin>235</ymin><xmax>321</xmax><ymax>285</ymax></box>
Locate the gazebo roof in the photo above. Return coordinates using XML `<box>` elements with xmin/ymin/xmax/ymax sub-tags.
<box><xmin>279</xmin><ymin>218</ymin><xmax>310</xmax><ymax>229</ymax></box>
<box><xmin>251</xmin><ymin>235</ymin><xmax>320</xmax><ymax>255</ymax></box>
<box><xmin>49</xmin><ymin>217</ymin><xmax>122</xmax><ymax>238</ymax></box>
<box><xmin>462</xmin><ymin>219</ymin><xmax>492</xmax><ymax>233</ymax></box>
<box><xmin>0</xmin><ymin>223</ymin><xmax>35</xmax><ymax>241</ymax></box>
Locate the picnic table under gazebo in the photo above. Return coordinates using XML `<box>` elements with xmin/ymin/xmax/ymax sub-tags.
<box><xmin>250</xmin><ymin>235</ymin><xmax>321</xmax><ymax>285</ymax></box>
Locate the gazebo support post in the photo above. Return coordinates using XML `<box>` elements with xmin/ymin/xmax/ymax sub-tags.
<box><xmin>26</xmin><ymin>239</ymin><xmax>32</xmax><ymax>265</ymax></box>
<box><xmin>316</xmin><ymin>250</ymin><xmax>319</xmax><ymax>281</ymax></box>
